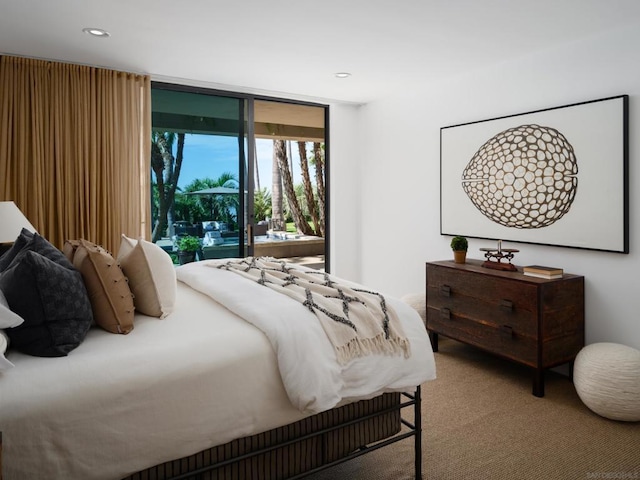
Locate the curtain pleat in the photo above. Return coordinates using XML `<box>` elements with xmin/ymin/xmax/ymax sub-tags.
<box><xmin>0</xmin><ymin>55</ymin><xmax>151</xmax><ymax>254</ymax></box>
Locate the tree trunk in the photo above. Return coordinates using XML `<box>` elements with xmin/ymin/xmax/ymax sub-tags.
<box><xmin>287</xmin><ymin>140</ymin><xmax>294</xmax><ymax>175</ymax></box>
<box><xmin>275</xmin><ymin>140</ymin><xmax>313</xmax><ymax>235</ymax></box>
<box><xmin>151</xmin><ymin>132</ymin><xmax>185</xmax><ymax>242</ymax></box>
<box><xmin>313</xmin><ymin>142</ymin><xmax>325</xmax><ymax>237</ymax></box>
<box><xmin>297</xmin><ymin>141</ymin><xmax>320</xmax><ymax>236</ymax></box>
<box><xmin>254</xmin><ymin>139</ymin><xmax>261</xmax><ymax>191</ymax></box>
<box><xmin>271</xmin><ymin>142</ymin><xmax>285</xmax><ymax>231</ymax></box>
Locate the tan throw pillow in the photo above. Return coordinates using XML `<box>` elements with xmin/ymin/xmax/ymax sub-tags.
<box><xmin>117</xmin><ymin>235</ymin><xmax>176</xmax><ymax>318</ymax></box>
<box><xmin>73</xmin><ymin>239</ymin><xmax>135</xmax><ymax>334</ymax></box>
<box><xmin>63</xmin><ymin>239</ymin><xmax>81</xmax><ymax>262</ymax></box>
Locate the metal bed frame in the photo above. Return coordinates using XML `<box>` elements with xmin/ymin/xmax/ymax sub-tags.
<box><xmin>135</xmin><ymin>387</ymin><xmax>423</xmax><ymax>480</ymax></box>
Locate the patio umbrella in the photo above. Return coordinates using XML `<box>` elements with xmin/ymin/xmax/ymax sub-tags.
<box><xmin>183</xmin><ymin>187</ymin><xmax>241</xmax><ymax>224</ymax></box>
<box><xmin>183</xmin><ymin>186</ymin><xmax>240</xmax><ymax>196</ymax></box>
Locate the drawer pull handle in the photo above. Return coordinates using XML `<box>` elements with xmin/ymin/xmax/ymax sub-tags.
<box><xmin>440</xmin><ymin>308</ymin><xmax>451</xmax><ymax>320</ymax></box>
<box><xmin>440</xmin><ymin>285</ymin><xmax>451</xmax><ymax>297</ymax></box>
<box><xmin>500</xmin><ymin>325</ymin><xmax>514</xmax><ymax>338</ymax></box>
<box><xmin>500</xmin><ymin>299</ymin><xmax>514</xmax><ymax>311</ymax></box>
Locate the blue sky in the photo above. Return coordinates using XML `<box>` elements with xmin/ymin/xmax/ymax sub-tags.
<box><xmin>176</xmin><ymin>134</ymin><xmax>305</xmax><ymax>191</ymax></box>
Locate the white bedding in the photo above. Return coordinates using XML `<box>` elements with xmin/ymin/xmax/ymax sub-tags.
<box><xmin>1</xmin><ymin>283</ymin><xmax>308</xmax><ymax>480</ymax></box>
<box><xmin>0</xmin><ymin>268</ymin><xmax>436</xmax><ymax>480</ymax></box>
<box><xmin>177</xmin><ymin>260</ymin><xmax>436</xmax><ymax>413</ymax></box>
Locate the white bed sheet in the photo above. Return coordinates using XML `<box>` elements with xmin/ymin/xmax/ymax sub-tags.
<box><xmin>0</xmin><ymin>282</ymin><xmax>308</xmax><ymax>480</ymax></box>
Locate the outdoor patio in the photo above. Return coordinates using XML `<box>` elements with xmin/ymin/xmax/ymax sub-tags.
<box><xmin>157</xmin><ymin>231</ymin><xmax>325</xmax><ymax>270</ymax></box>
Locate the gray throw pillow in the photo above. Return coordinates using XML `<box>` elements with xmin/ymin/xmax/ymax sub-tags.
<box><xmin>0</xmin><ymin>228</ymin><xmax>34</xmax><ymax>272</ymax></box>
<box><xmin>0</xmin><ymin>251</ymin><xmax>93</xmax><ymax>357</ymax></box>
<box><xmin>9</xmin><ymin>231</ymin><xmax>74</xmax><ymax>270</ymax></box>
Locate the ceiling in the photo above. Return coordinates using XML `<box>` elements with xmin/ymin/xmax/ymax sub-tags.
<box><xmin>2</xmin><ymin>0</ymin><xmax>640</xmax><ymax>104</ymax></box>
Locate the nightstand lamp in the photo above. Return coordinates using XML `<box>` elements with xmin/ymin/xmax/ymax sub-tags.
<box><xmin>0</xmin><ymin>201</ymin><xmax>37</xmax><ymax>254</ymax></box>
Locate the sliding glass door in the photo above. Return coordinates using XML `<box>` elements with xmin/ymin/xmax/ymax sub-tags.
<box><xmin>150</xmin><ymin>83</ymin><xmax>327</xmax><ymax>269</ymax></box>
<box><xmin>150</xmin><ymin>85</ymin><xmax>246</xmax><ymax>261</ymax></box>
<box><xmin>250</xmin><ymin>99</ymin><xmax>327</xmax><ymax>267</ymax></box>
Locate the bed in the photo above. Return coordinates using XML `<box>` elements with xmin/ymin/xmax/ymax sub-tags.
<box><xmin>0</xmin><ymin>233</ymin><xmax>436</xmax><ymax>480</ymax></box>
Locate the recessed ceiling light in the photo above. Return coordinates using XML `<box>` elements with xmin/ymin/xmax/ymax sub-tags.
<box><xmin>82</xmin><ymin>27</ymin><xmax>110</xmax><ymax>38</ymax></box>
<box><xmin>334</xmin><ymin>72</ymin><xmax>351</xmax><ymax>79</ymax></box>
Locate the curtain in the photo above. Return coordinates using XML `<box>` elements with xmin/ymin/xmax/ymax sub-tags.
<box><xmin>0</xmin><ymin>55</ymin><xmax>151</xmax><ymax>254</ymax></box>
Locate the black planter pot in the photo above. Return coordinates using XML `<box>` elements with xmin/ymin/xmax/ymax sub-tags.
<box><xmin>177</xmin><ymin>251</ymin><xmax>196</xmax><ymax>265</ymax></box>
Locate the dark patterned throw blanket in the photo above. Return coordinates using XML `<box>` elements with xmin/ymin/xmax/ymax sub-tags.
<box><xmin>217</xmin><ymin>257</ymin><xmax>410</xmax><ymax>365</ymax></box>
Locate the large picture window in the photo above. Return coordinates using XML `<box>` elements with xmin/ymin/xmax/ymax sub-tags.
<box><xmin>150</xmin><ymin>84</ymin><xmax>328</xmax><ymax>268</ymax></box>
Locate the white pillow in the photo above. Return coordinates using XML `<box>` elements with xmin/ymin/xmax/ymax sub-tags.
<box><xmin>0</xmin><ymin>288</ymin><xmax>24</xmax><ymax>328</ymax></box>
<box><xmin>1</xmin><ymin>330</ymin><xmax>14</xmax><ymax>370</ymax></box>
<box><xmin>117</xmin><ymin>235</ymin><xmax>176</xmax><ymax>318</ymax></box>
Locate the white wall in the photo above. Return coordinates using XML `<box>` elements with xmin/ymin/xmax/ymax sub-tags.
<box><xmin>328</xmin><ymin>103</ymin><xmax>362</xmax><ymax>280</ymax></box>
<box><xmin>332</xmin><ymin>22</ymin><xmax>640</xmax><ymax>349</ymax></box>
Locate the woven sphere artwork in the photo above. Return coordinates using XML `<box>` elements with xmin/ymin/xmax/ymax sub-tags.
<box><xmin>462</xmin><ymin>124</ymin><xmax>578</xmax><ymax>229</ymax></box>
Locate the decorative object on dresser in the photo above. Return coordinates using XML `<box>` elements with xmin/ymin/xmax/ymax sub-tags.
<box><xmin>479</xmin><ymin>239</ymin><xmax>519</xmax><ymax>271</ymax></box>
<box><xmin>522</xmin><ymin>265</ymin><xmax>564</xmax><ymax>279</ymax></box>
<box><xmin>425</xmin><ymin>259</ymin><xmax>584</xmax><ymax>397</ymax></box>
<box><xmin>450</xmin><ymin>235</ymin><xmax>468</xmax><ymax>264</ymax></box>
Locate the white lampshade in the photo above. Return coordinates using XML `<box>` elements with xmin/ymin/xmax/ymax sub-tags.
<box><xmin>0</xmin><ymin>201</ymin><xmax>37</xmax><ymax>244</ymax></box>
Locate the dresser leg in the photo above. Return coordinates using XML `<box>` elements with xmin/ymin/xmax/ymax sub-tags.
<box><xmin>428</xmin><ymin>332</ymin><xmax>439</xmax><ymax>352</ymax></box>
<box><xmin>532</xmin><ymin>369</ymin><xmax>545</xmax><ymax>397</ymax></box>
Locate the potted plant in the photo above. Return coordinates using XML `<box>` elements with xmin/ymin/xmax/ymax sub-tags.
<box><xmin>450</xmin><ymin>235</ymin><xmax>468</xmax><ymax>264</ymax></box>
<box><xmin>177</xmin><ymin>235</ymin><xmax>200</xmax><ymax>265</ymax></box>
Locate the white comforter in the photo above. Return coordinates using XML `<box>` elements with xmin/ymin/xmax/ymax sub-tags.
<box><xmin>2</xmin><ymin>283</ymin><xmax>310</xmax><ymax>480</ymax></box>
<box><xmin>1</xmin><ymin>265</ymin><xmax>435</xmax><ymax>480</ymax></box>
<box><xmin>176</xmin><ymin>260</ymin><xmax>436</xmax><ymax>414</ymax></box>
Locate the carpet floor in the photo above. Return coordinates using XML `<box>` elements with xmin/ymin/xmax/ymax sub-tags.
<box><xmin>306</xmin><ymin>337</ymin><xmax>640</xmax><ymax>480</ymax></box>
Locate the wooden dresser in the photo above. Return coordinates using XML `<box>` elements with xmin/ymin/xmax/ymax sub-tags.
<box><xmin>426</xmin><ymin>259</ymin><xmax>584</xmax><ymax>397</ymax></box>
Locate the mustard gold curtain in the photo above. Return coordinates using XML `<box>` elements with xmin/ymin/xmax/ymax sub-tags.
<box><xmin>0</xmin><ymin>55</ymin><xmax>151</xmax><ymax>254</ymax></box>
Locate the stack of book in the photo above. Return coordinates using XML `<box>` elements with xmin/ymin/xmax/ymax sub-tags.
<box><xmin>522</xmin><ymin>265</ymin><xmax>563</xmax><ymax>279</ymax></box>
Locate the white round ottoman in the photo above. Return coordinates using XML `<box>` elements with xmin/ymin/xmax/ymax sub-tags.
<box><xmin>400</xmin><ymin>293</ymin><xmax>426</xmax><ymax>326</ymax></box>
<box><xmin>573</xmin><ymin>342</ymin><xmax>640</xmax><ymax>422</ymax></box>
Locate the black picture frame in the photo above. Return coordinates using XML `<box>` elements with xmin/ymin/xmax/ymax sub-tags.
<box><xmin>440</xmin><ymin>95</ymin><xmax>629</xmax><ymax>253</ymax></box>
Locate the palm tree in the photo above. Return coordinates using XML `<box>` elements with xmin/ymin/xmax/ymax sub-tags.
<box><xmin>151</xmin><ymin>131</ymin><xmax>185</xmax><ymax>242</ymax></box>
<box><xmin>297</xmin><ymin>141</ymin><xmax>321</xmax><ymax>236</ymax></box>
<box><xmin>274</xmin><ymin>140</ymin><xmax>313</xmax><ymax>235</ymax></box>
<box><xmin>254</xmin><ymin>138</ymin><xmax>261</xmax><ymax>191</ymax></box>
<box><xmin>312</xmin><ymin>142</ymin><xmax>326</xmax><ymax>237</ymax></box>
<box><xmin>181</xmin><ymin>173</ymin><xmax>239</xmax><ymax>228</ymax></box>
<box><xmin>271</xmin><ymin>142</ymin><xmax>285</xmax><ymax>231</ymax></box>
<box><xmin>253</xmin><ymin>187</ymin><xmax>272</xmax><ymax>221</ymax></box>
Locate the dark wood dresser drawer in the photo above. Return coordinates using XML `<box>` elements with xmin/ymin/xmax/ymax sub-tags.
<box><xmin>425</xmin><ymin>259</ymin><xmax>585</xmax><ymax>397</ymax></box>
<box><xmin>426</xmin><ymin>306</ymin><xmax>538</xmax><ymax>365</ymax></box>
<box><xmin>426</xmin><ymin>270</ymin><xmax>538</xmax><ymax>339</ymax></box>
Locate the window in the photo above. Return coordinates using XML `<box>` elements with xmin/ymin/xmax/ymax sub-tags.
<box><xmin>150</xmin><ymin>84</ymin><xmax>328</xmax><ymax>269</ymax></box>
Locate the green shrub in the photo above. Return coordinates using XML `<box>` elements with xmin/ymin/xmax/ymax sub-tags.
<box><xmin>178</xmin><ymin>235</ymin><xmax>200</xmax><ymax>252</ymax></box>
<box><xmin>450</xmin><ymin>236</ymin><xmax>468</xmax><ymax>251</ymax></box>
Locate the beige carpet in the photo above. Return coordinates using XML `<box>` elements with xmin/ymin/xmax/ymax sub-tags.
<box><xmin>306</xmin><ymin>337</ymin><xmax>640</xmax><ymax>479</ymax></box>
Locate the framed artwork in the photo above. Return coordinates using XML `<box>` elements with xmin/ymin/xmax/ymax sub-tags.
<box><xmin>440</xmin><ymin>95</ymin><xmax>629</xmax><ymax>253</ymax></box>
